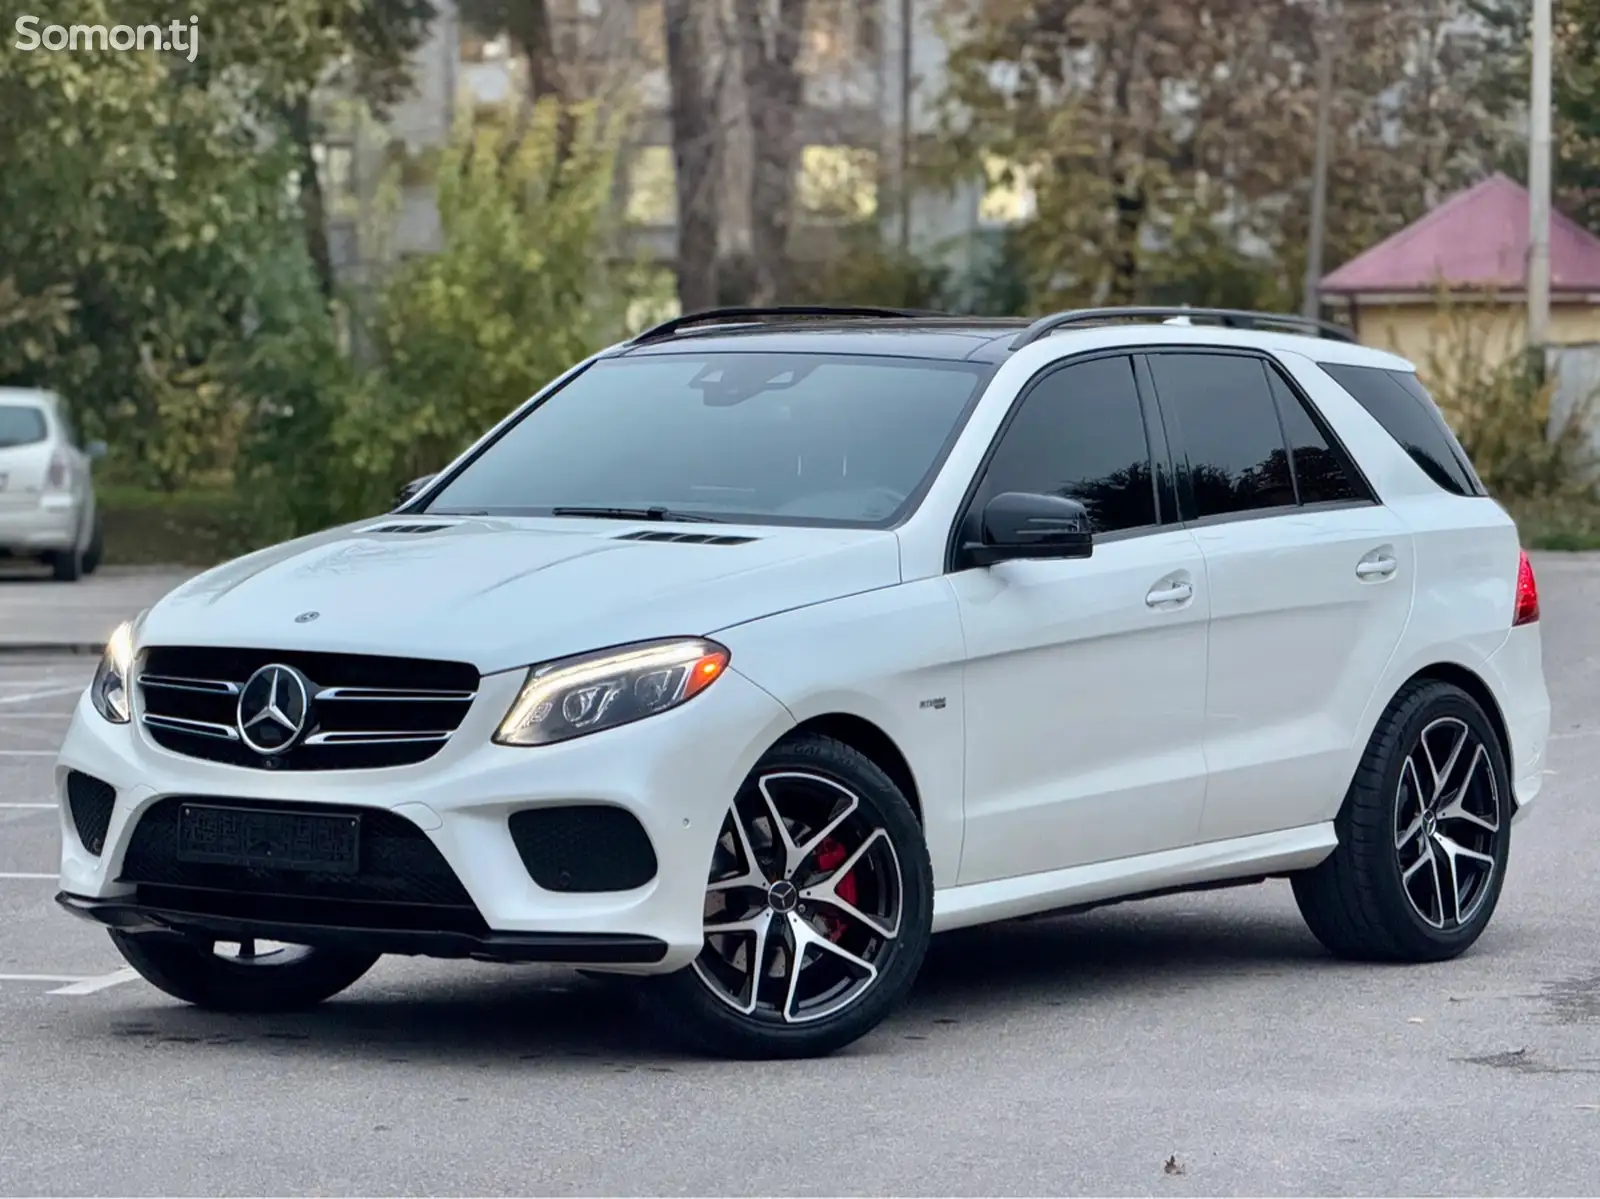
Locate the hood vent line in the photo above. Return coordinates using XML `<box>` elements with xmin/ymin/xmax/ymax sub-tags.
<box><xmin>612</xmin><ymin>530</ymin><xmax>757</xmax><ymax>546</ymax></box>
<box><xmin>363</xmin><ymin>522</ymin><xmax>457</xmax><ymax>535</ymax></box>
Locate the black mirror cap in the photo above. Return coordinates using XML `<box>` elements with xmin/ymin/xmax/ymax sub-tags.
<box><xmin>964</xmin><ymin>490</ymin><xmax>1094</xmax><ymax>567</ymax></box>
<box><xmin>394</xmin><ymin>473</ymin><xmax>437</xmax><ymax>509</ymax></box>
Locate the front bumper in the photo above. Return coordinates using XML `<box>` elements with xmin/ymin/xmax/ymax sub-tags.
<box><xmin>54</xmin><ymin>664</ymin><xmax>796</xmax><ymax>973</ymax></box>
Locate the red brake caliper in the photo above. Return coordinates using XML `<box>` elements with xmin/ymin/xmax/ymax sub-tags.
<box><xmin>813</xmin><ymin>838</ymin><xmax>857</xmax><ymax>942</ymax></box>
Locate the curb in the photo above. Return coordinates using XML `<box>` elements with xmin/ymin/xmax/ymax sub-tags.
<box><xmin>0</xmin><ymin>641</ymin><xmax>106</xmax><ymax>656</ymax></box>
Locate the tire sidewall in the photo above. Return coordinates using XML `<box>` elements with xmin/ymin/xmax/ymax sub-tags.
<box><xmin>1364</xmin><ymin>684</ymin><xmax>1513</xmax><ymax>954</ymax></box>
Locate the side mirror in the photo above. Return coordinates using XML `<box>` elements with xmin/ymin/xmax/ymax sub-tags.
<box><xmin>85</xmin><ymin>439</ymin><xmax>108</xmax><ymax>461</ymax></box>
<box><xmin>962</xmin><ymin>491</ymin><xmax>1094</xmax><ymax>568</ymax></box>
<box><xmin>394</xmin><ymin>474</ymin><xmax>436</xmax><ymax>508</ymax></box>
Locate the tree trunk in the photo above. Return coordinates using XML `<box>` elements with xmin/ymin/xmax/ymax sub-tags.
<box><xmin>733</xmin><ymin>0</ymin><xmax>808</xmax><ymax>305</ymax></box>
<box><xmin>664</xmin><ymin>0</ymin><xmax>722</xmax><ymax>312</ymax></box>
<box><xmin>286</xmin><ymin>95</ymin><xmax>335</xmax><ymax>305</ymax></box>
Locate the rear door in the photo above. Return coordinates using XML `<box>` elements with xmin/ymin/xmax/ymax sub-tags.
<box><xmin>1140</xmin><ymin>349</ymin><xmax>1416</xmax><ymax>842</ymax></box>
<box><xmin>0</xmin><ymin>399</ymin><xmax>53</xmax><ymax>512</ymax></box>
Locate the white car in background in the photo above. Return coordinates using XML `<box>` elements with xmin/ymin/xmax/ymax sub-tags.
<box><xmin>52</xmin><ymin>306</ymin><xmax>1551</xmax><ymax>1060</ymax></box>
<box><xmin>0</xmin><ymin>387</ymin><xmax>106</xmax><ymax>581</ymax></box>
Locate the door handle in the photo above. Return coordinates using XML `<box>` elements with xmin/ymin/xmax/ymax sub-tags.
<box><xmin>1356</xmin><ymin>556</ymin><xmax>1398</xmax><ymax>580</ymax></box>
<box><xmin>1145</xmin><ymin>581</ymin><xmax>1194</xmax><ymax>607</ymax></box>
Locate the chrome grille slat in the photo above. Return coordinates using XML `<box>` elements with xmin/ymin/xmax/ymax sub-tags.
<box><xmin>142</xmin><ymin>713</ymin><xmax>240</xmax><ymax>741</ymax></box>
<box><xmin>138</xmin><ymin>674</ymin><xmax>240</xmax><ymax>696</ymax></box>
<box><xmin>303</xmin><ymin>730</ymin><xmax>453</xmax><ymax>746</ymax></box>
<box><xmin>314</xmin><ymin>687</ymin><xmax>476</xmax><ymax>702</ymax></box>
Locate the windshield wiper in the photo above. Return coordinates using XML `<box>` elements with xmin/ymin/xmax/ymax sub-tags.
<box><xmin>549</xmin><ymin>505</ymin><xmax>724</xmax><ymax>524</ymax></box>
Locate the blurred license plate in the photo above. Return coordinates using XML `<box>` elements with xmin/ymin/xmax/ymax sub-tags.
<box><xmin>175</xmin><ymin>804</ymin><xmax>360</xmax><ymax>874</ymax></box>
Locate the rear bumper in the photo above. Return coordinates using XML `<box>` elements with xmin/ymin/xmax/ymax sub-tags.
<box><xmin>1484</xmin><ymin>624</ymin><xmax>1551</xmax><ymax>820</ymax></box>
<box><xmin>55</xmin><ymin>890</ymin><xmax>669</xmax><ymax>964</ymax></box>
<box><xmin>0</xmin><ymin>498</ymin><xmax>79</xmax><ymax>553</ymax></box>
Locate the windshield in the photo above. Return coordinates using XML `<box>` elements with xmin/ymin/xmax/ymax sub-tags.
<box><xmin>423</xmin><ymin>352</ymin><xmax>994</xmax><ymax>527</ymax></box>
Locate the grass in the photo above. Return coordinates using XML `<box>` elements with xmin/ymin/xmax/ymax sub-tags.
<box><xmin>1503</xmin><ymin>495</ymin><xmax>1600</xmax><ymax>552</ymax></box>
<box><xmin>96</xmin><ymin>483</ymin><xmax>280</xmax><ymax>567</ymax></box>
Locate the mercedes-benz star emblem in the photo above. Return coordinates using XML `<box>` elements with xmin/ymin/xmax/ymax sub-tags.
<box><xmin>237</xmin><ymin>664</ymin><xmax>311</xmax><ymax>755</ymax></box>
<box><xmin>766</xmin><ymin>879</ymin><xmax>800</xmax><ymax>914</ymax></box>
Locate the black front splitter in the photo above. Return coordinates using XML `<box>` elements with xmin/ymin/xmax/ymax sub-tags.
<box><xmin>55</xmin><ymin>891</ymin><xmax>669</xmax><ymax>965</ymax></box>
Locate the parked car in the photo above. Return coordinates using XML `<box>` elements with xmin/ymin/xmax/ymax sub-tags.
<box><xmin>52</xmin><ymin>306</ymin><xmax>1550</xmax><ymax>1059</ymax></box>
<box><xmin>0</xmin><ymin>387</ymin><xmax>106</xmax><ymax>581</ymax></box>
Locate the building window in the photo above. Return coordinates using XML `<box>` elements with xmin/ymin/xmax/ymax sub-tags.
<box><xmin>978</xmin><ymin>154</ymin><xmax>1037</xmax><ymax>226</ymax></box>
<box><xmin>798</xmin><ymin>145</ymin><xmax>879</xmax><ymax>221</ymax></box>
<box><xmin>626</xmin><ymin>144</ymin><xmax>676</xmax><ymax>226</ymax></box>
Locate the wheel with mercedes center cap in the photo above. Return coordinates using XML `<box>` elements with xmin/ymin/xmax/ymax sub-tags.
<box><xmin>644</xmin><ymin>731</ymin><xmax>934</xmax><ymax>1059</ymax></box>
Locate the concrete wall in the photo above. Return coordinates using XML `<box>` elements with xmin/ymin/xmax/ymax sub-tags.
<box><xmin>1345</xmin><ymin>299</ymin><xmax>1600</xmax><ymax>374</ymax></box>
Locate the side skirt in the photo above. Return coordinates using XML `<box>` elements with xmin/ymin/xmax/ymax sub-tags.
<box><xmin>930</xmin><ymin>822</ymin><xmax>1337</xmax><ymax>934</ymax></box>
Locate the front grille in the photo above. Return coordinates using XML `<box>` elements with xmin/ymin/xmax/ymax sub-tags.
<box><xmin>119</xmin><ymin>796</ymin><xmax>487</xmax><ymax>934</ymax></box>
<box><xmin>66</xmin><ymin>770</ymin><xmax>116</xmax><ymax>855</ymax></box>
<box><xmin>508</xmin><ymin>804</ymin><xmax>659</xmax><ymax>892</ymax></box>
<box><xmin>135</xmin><ymin>646</ymin><xmax>480</xmax><ymax>771</ymax></box>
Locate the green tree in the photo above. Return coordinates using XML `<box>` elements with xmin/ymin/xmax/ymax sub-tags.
<box><xmin>332</xmin><ymin>97</ymin><xmax>630</xmax><ymax>506</ymax></box>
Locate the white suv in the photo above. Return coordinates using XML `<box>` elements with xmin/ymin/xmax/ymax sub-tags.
<box><xmin>53</xmin><ymin>306</ymin><xmax>1551</xmax><ymax>1059</ymax></box>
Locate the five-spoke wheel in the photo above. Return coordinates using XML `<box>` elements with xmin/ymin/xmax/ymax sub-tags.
<box><xmin>1293</xmin><ymin>679</ymin><xmax>1513</xmax><ymax>962</ymax></box>
<box><xmin>647</xmin><ymin>732</ymin><xmax>932</xmax><ymax>1058</ymax></box>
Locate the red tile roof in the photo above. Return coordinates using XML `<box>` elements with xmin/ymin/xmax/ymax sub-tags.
<box><xmin>1320</xmin><ymin>172</ymin><xmax>1600</xmax><ymax>295</ymax></box>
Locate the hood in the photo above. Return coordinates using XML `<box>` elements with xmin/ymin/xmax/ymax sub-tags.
<box><xmin>136</xmin><ymin>515</ymin><xmax>903</xmax><ymax>674</ymax></box>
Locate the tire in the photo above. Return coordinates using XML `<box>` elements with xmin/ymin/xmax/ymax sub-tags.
<box><xmin>49</xmin><ymin>545</ymin><xmax>82</xmax><ymax>582</ymax></box>
<box><xmin>643</xmin><ymin>732</ymin><xmax>934</xmax><ymax>1059</ymax></box>
<box><xmin>82</xmin><ymin>511</ymin><xmax>104</xmax><ymax>575</ymax></box>
<box><xmin>1292</xmin><ymin>679</ymin><xmax>1513</xmax><ymax>963</ymax></box>
<box><xmin>109</xmin><ymin>929</ymin><xmax>380</xmax><ymax>1012</ymax></box>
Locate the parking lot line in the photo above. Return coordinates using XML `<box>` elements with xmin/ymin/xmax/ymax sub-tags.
<box><xmin>0</xmin><ymin>750</ymin><xmax>57</xmax><ymax>757</ymax></box>
<box><xmin>0</xmin><ymin>973</ymin><xmax>93</xmax><ymax>985</ymax></box>
<box><xmin>0</xmin><ymin>802</ymin><xmax>55</xmax><ymax>809</ymax></box>
<box><xmin>0</xmin><ymin>872</ymin><xmax>57</xmax><ymax>880</ymax></box>
<box><xmin>0</xmin><ymin>685</ymin><xmax>83</xmax><ymax>706</ymax></box>
<box><xmin>49</xmin><ymin>968</ymin><xmax>139</xmax><ymax>996</ymax></box>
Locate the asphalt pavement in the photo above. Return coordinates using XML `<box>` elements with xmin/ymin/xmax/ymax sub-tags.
<box><xmin>1</xmin><ymin>557</ymin><xmax>1598</xmax><ymax>1196</ymax></box>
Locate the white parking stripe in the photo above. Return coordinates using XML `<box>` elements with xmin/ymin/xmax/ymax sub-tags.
<box><xmin>50</xmin><ymin>967</ymin><xmax>139</xmax><ymax>995</ymax></box>
<box><xmin>0</xmin><ymin>872</ymin><xmax>57</xmax><ymax>880</ymax></box>
<box><xmin>0</xmin><ymin>802</ymin><xmax>54</xmax><ymax>809</ymax></box>
<box><xmin>0</xmin><ymin>685</ymin><xmax>83</xmax><ymax>706</ymax></box>
<box><xmin>0</xmin><ymin>750</ymin><xmax>56</xmax><ymax>757</ymax></box>
<box><xmin>0</xmin><ymin>973</ymin><xmax>92</xmax><ymax>985</ymax></box>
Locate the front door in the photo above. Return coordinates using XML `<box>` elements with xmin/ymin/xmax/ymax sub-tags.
<box><xmin>952</xmin><ymin>353</ymin><xmax>1212</xmax><ymax>885</ymax></box>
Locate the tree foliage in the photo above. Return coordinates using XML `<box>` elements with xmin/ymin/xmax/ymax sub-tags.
<box><xmin>932</xmin><ymin>0</ymin><xmax>1513</xmax><ymax>308</ymax></box>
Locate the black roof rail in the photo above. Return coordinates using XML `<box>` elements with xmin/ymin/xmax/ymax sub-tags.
<box><xmin>1008</xmin><ymin>306</ymin><xmax>1358</xmax><ymax>350</ymax></box>
<box><xmin>627</xmin><ymin>305</ymin><xmax>947</xmax><ymax>346</ymax></box>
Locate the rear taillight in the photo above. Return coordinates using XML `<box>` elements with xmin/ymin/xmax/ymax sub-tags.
<box><xmin>1513</xmin><ymin>549</ymin><xmax>1540</xmax><ymax>626</ymax></box>
<box><xmin>44</xmin><ymin>451</ymin><xmax>68</xmax><ymax>490</ymax></box>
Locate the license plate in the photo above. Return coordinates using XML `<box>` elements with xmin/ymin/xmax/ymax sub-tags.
<box><xmin>176</xmin><ymin>804</ymin><xmax>361</xmax><ymax>874</ymax></box>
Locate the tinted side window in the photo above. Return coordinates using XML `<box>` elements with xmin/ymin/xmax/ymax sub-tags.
<box><xmin>0</xmin><ymin>405</ymin><xmax>48</xmax><ymax>448</ymax></box>
<box><xmin>1263</xmin><ymin>365</ymin><xmax>1369</xmax><ymax>504</ymax></box>
<box><xmin>1148</xmin><ymin>352</ymin><xmax>1295</xmax><ymax>519</ymax></box>
<box><xmin>974</xmin><ymin>355</ymin><xmax>1157</xmax><ymax>535</ymax></box>
<box><xmin>1318</xmin><ymin>362</ymin><xmax>1487</xmax><ymax>497</ymax></box>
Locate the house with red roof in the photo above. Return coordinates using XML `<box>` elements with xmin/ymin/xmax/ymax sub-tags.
<box><xmin>1320</xmin><ymin>173</ymin><xmax>1600</xmax><ymax>373</ymax></box>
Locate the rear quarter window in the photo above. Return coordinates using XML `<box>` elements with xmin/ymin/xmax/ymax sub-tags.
<box><xmin>1317</xmin><ymin>362</ymin><xmax>1487</xmax><ymax>497</ymax></box>
<box><xmin>0</xmin><ymin>405</ymin><xmax>49</xmax><ymax>449</ymax></box>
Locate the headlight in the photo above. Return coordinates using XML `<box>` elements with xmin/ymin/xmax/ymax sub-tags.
<box><xmin>494</xmin><ymin>637</ymin><xmax>730</xmax><ymax>747</ymax></box>
<box><xmin>89</xmin><ymin>620</ymin><xmax>134</xmax><ymax>724</ymax></box>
